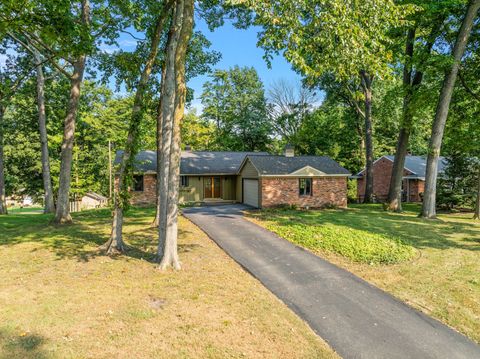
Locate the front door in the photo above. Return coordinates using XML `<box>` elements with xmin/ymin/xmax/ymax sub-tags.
<box><xmin>204</xmin><ymin>177</ymin><xmax>221</xmax><ymax>198</ymax></box>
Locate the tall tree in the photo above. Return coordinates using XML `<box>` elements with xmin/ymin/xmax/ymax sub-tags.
<box><xmin>104</xmin><ymin>0</ymin><xmax>174</xmax><ymax>254</ymax></box>
<box><xmin>386</xmin><ymin>3</ymin><xmax>452</xmax><ymax>212</ymax></box>
<box><xmin>157</xmin><ymin>0</ymin><xmax>185</xmax><ymax>267</ymax></box>
<box><xmin>421</xmin><ymin>0</ymin><xmax>480</xmax><ymax>219</ymax></box>
<box><xmin>0</xmin><ymin>50</ymin><xmax>34</xmax><ymax>214</ymax></box>
<box><xmin>159</xmin><ymin>0</ymin><xmax>194</xmax><ymax>270</ymax></box>
<box><xmin>267</xmin><ymin>79</ymin><xmax>316</xmax><ymax>144</ymax></box>
<box><xmin>201</xmin><ymin>66</ymin><xmax>271</xmax><ymax>151</ymax></box>
<box><xmin>53</xmin><ymin>0</ymin><xmax>91</xmax><ymax>223</ymax></box>
<box><xmin>242</xmin><ymin>0</ymin><xmax>414</xmax><ymax>203</ymax></box>
<box><xmin>33</xmin><ymin>49</ymin><xmax>55</xmax><ymax>213</ymax></box>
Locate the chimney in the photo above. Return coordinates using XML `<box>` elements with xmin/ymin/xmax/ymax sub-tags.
<box><xmin>185</xmin><ymin>144</ymin><xmax>192</xmax><ymax>151</ymax></box>
<box><xmin>284</xmin><ymin>144</ymin><xmax>295</xmax><ymax>157</ymax></box>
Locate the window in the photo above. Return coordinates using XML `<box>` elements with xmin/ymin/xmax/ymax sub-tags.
<box><xmin>180</xmin><ymin>176</ymin><xmax>189</xmax><ymax>187</ymax></box>
<box><xmin>133</xmin><ymin>175</ymin><xmax>144</xmax><ymax>192</ymax></box>
<box><xmin>299</xmin><ymin>178</ymin><xmax>312</xmax><ymax>196</ymax></box>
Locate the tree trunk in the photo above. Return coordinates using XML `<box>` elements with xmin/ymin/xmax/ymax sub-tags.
<box><xmin>157</xmin><ymin>1</ymin><xmax>184</xmax><ymax>261</ymax></box>
<box><xmin>474</xmin><ymin>168</ymin><xmax>480</xmax><ymax>220</ymax></box>
<box><xmin>153</xmin><ymin>64</ymin><xmax>167</xmax><ymax>227</ymax></box>
<box><xmin>34</xmin><ymin>50</ymin><xmax>55</xmax><ymax>214</ymax></box>
<box><xmin>159</xmin><ymin>0</ymin><xmax>194</xmax><ymax>270</ymax></box>
<box><xmin>387</xmin><ymin>29</ymin><xmax>416</xmax><ymax>212</ymax></box>
<box><xmin>421</xmin><ymin>0</ymin><xmax>480</xmax><ymax>219</ymax></box>
<box><xmin>360</xmin><ymin>71</ymin><xmax>374</xmax><ymax>203</ymax></box>
<box><xmin>104</xmin><ymin>1</ymin><xmax>173</xmax><ymax>254</ymax></box>
<box><xmin>54</xmin><ymin>0</ymin><xmax>90</xmax><ymax>224</ymax></box>
<box><xmin>0</xmin><ymin>104</ymin><xmax>7</xmax><ymax>215</ymax></box>
<box><xmin>387</xmin><ymin>20</ymin><xmax>444</xmax><ymax>212</ymax></box>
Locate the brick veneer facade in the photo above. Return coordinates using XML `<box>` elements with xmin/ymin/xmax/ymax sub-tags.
<box><xmin>261</xmin><ymin>177</ymin><xmax>348</xmax><ymax>208</ymax></box>
<box><xmin>115</xmin><ymin>174</ymin><xmax>157</xmax><ymax>206</ymax></box>
<box><xmin>357</xmin><ymin>157</ymin><xmax>424</xmax><ymax>203</ymax></box>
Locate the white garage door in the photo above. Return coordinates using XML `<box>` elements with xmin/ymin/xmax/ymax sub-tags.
<box><xmin>243</xmin><ymin>179</ymin><xmax>259</xmax><ymax>208</ymax></box>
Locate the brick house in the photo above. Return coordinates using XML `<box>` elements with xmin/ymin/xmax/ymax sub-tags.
<box><xmin>115</xmin><ymin>147</ymin><xmax>350</xmax><ymax>209</ymax></box>
<box><xmin>354</xmin><ymin>155</ymin><xmax>447</xmax><ymax>203</ymax></box>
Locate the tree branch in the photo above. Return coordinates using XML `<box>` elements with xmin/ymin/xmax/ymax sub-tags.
<box><xmin>459</xmin><ymin>70</ymin><xmax>480</xmax><ymax>102</ymax></box>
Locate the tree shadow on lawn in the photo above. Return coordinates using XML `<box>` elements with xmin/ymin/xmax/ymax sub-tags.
<box><xmin>249</xmin><ymin>204</ymin><xmax>480</xmax><ymax>252</ymax></box>
<box><xmin>0</xmin><ymin>208</ymin><xmax>198</xmax><ymax>263</ymax></box>
<box><xmin>0</xmin><ymin>329</ymin><xmax>49</xmax><ymax>359</ymax></box>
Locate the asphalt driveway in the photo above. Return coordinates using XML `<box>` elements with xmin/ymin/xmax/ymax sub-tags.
<box><xmin>183</xmin><ymin>204</ymin><xmax>480</xmax><ymax>359</ymax></box>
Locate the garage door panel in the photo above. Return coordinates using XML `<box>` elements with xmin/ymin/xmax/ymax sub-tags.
<box><xmin>243</xmin><ymin>179</ymin><xmax>259</xmax><ymax>208</ymax></box>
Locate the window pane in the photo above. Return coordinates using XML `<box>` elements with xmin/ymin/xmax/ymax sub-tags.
<box><xmin>306</xmin><ymin>178</ymin><xmax>312</xmax><ymax>196</ymax></box>
<box><xmin>299</xmin><ymin>178</ymin><xmax>305</xmax><ymax>196</ymax></box>
<box><xmin>133</xmin><ymin>175</ymin><xmax>144</xmax><ymax>192</ymax></box>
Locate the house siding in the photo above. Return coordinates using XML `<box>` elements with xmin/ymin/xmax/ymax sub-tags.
<box><xmin>261</xmin><ymin>177</ymin><xmax>348</xmax><ymax>208</ymax></box>
<box><xmin>237</xmin><ymin>159</ymin><xmax>260</xmax><ymax>202</ymax></box>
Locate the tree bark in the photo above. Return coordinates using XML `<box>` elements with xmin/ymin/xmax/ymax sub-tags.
<box><xmin>153</xmin><ymin>63</ymin><xmax>167</xmax><ymax>227</ymax></box>
<box><xmin>421</xmin><ymin>0</ymin><xmax>480</xmax><ymax>219</ymax></box>
<box><xmin>34</xmin><ymin>50</ymin><xmax>55</xmax><ymax>214</ymax></box>
<box><xmin>387</xmin><ymin>20</ymin><xmax>444</xmax><ymax>212</ymax></box>
<box><xmin>159</xmin><ymin>0</ymin><xmax>194</xmax><ymax>270</ymax></box>
<box><xmin>360</xmin><ymin>71</ymin><xmax>374</xmax><ymax>203</ymax></box>
<box><xmin>0</xmin><ymin>104</ymin><xmax>7</xmax><ymax>215</ymax></box>
<box><xmin>474</xmin><ymin>168</ymin><xmax>480</xmax><ymax>220</ymax></box>
<box><xmin>104</xmin><ymin>1</ymin><xmax>173</xmax><ymax>254</ymax></box>
<box><xmin>387</xmin><ymin>29</ymin><xmax>416</xmax><ymax>212</ymax></box>
<box><xmin>157</xmin><ymin>0</ymin><xmax>184</xmax><ymax>261</ymax></box>
<box><xmin>53</xmin><ymin>0</ymin><xmax>90</xmax><ymax>224</ymax></box>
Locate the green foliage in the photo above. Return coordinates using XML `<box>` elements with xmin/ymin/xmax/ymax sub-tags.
<box><xmin>437</xmin><ymin>157</ymin><xmax>479</xmax><ymax>211</ymax></box>
<box><xmin>201</xmin><ymin>66</ymin><xmax>272</xmax><ymax>151</ymax></box>
<box><xmin>3</xmin><ymin>77</ymin><xmax>132</xmax><ymax>199</ymax></box>
<box><xmin>251</xmin><ymin>207</ymin><xmax>416</xmax><ymax>264</ymax></box>
<box><xmin>181</xmin><ymin>110</ymin><xmax>215</xmax><ymax>150</ymax></box>
<box><xmin>241</xmin><ymin>0</ymin><xmax>415</xmax><ymax>82</ymax></box>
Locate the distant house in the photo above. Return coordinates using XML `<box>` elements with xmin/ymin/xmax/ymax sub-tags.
<box><xmin>81</xmin><ymin>192</ymin><xmax>108</xmax><ymax>210</ymax></box>
<box><xmin>114</xmin><ymin>147</ymin><xmax>351</xmax><ymax>209</ymax></box>
<box><xmin>353</xmin><ymin>155</ymin><xmax>447</xmax><ymax>203</ymax></box>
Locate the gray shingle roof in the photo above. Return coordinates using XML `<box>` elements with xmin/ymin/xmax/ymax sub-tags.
<box><xmin>385</xmin><ymin>155</ymin><xmax>447</xmax><ymax>178</ymax></box>
<box><xmin>246</xmin><ymin>155</ymin><xmax>351</xmax><ymax>176</ymax></box>
<box><xmin>114</xmin><ymin>150</ymin><xmax>269</xmax><ymax>175</ymax></box>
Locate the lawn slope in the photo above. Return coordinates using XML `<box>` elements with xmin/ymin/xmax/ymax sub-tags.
<box><xmin>0</xmin><ymin>208</ymin><xmax>337</xmax><ymax>359</ymax></box>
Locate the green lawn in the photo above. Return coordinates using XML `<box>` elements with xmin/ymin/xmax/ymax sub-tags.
<box><xmin>247</xmin><ymin>204</ymin><xmax>480</xmax><ymax>343</ymax></box>
<box><xmin>0</xmin><ymin>208</ymin><xmax>336</xmax><ymax>359</ymax></box>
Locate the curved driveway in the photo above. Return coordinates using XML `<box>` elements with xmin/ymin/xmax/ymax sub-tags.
<box><xmin>183</xmin><ymin>204</ymin><xmax>480</xmax><ymax>359</ymax></box>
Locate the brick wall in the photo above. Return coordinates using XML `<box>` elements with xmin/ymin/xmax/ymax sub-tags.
<box><xmin>357</xmin><ymin>157</ymin><xmax>416</xmax><ymax>202</ymax></box>
<box><xmin>409</xmin><ymin>179</ymin><xmax>424</xmax><ymax>202</ymax></box>
<box><xmin>261</xmin><ymin>177</ymin><xmax>348</xmax><ymax>208</ymax></box>
<box><xmin>115</xmin><ymin>174</ymin><xmax>156</xmax><ymax>206</ymax></box>
<box><xmin>356</xmin><ymin>157</ymin><xmax>426</xmax><ymax>203</ymax></box>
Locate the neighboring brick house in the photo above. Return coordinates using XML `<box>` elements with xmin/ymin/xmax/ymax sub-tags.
<box><xmin>115</xmin><ymin>147</ymin><xmax>350</xmax><ymax>209</ymax></box>
<box><xmin>354</xmin><ymin>155</ymin><xmax>447</xmax><ymax>203</ymax></box>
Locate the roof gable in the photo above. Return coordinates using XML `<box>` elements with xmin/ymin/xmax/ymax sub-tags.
<box><xmin>290</xmin><ymin>166</ymin><xmax>326</xmax><ymax>176</ymax></box>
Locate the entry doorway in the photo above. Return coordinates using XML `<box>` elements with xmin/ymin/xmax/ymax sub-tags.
<box><xmin>204</xmin><ymin>176</ymin><xmax>221</xmax><ymax>198</ymax></box>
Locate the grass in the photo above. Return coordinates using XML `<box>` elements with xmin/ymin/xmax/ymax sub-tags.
<box><xmin>0</xmin><ymin>208</ymin><xmax>337</xmax><ymax>359</ymax></box>
<box><xmin>247</xmin><ymin>204</ymin><xmax>480</xmax><ymax>343</ymax></box>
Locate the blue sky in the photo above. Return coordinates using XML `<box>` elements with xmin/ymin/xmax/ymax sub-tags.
<box><xmin>188</xmin><ymin>17</ymin><xmax>302</xmax><ymax>111</ymax></box>
<box><xmin>108</xmin><ymin>16</ymin><xmax>303</xmax><ymax>112</ymax></box>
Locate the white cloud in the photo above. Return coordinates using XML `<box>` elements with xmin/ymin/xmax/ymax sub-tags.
<box><xmin>119</xmin><ymin>39</ymin><xmax>138</xmax><ymax>47</ymax></box>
